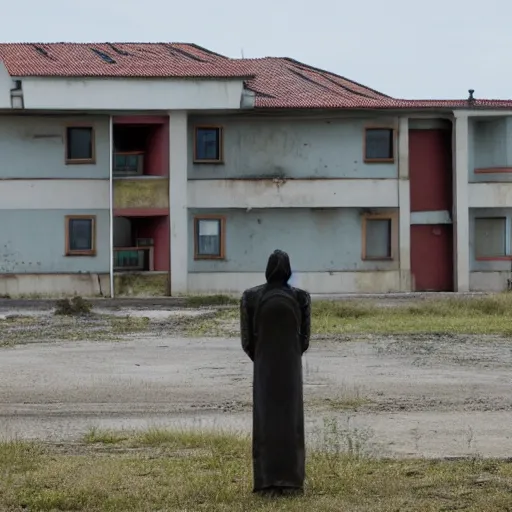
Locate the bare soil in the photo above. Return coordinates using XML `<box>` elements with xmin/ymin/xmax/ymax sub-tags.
<box><xmin>1</xmin><ymin>309</ymin><xmax>512</xmax><ymax>458</ymax></box>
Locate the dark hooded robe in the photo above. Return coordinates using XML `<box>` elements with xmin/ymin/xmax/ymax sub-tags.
<box><xmin>240</xmin><ymin>250</ymin><xmax>311</xmax><ymax>494</ymax></box>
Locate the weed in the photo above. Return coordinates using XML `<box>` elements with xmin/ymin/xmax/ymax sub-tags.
<box><xmin>54</xmin><ymin>296</ymin><xmax>92</xmax><ymax>316</ymax></box>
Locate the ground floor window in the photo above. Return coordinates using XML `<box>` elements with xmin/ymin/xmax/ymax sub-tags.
<box><xmin>65</xmin><ymin>215</ymin><xmax>96</xmax><ymax>256</ymax></box>
<box><xmin>362</xmin><ymin>213</ymin><xmax>395</xmax><ymax>260</ymax></box>
<box><xmin>194</xmin><ymin>216</ymin><xmax>225</xmax><ymax>259</ymax></box>
<box><xmin>474</xmin><ymin>217</ymin><xmax>509</xmax><ymax>259</ymax></box>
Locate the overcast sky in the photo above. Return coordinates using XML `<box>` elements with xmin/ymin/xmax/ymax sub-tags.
<box><xmin>1</xmin><ymin>0</ymin><xmax>509</xmax><ymax>100</ymax></box>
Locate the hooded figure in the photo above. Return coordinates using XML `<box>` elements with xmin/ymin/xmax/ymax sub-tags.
<box><xmin>240</xmin><ymin>250</ymin><xmax>311</xmax><ymax>495</ymax></box>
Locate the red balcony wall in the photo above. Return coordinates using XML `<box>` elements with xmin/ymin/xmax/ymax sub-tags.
<box><xmin>133</xmin><ymin>216</ymin><xmax>169</xmax><ymax>271</ymax></box>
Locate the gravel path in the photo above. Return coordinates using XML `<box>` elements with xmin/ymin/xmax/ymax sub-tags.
<box><xmin>1</xmin><ymin>332</ymin><xmax>512</xmax><ymax>458</ymax></box>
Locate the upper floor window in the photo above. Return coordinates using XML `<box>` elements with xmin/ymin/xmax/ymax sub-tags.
<box><xmin>194</xmin><ymin>216</ymin><xmax>225</xmax><ymax>259</ymax></box>
<box><xmin>66</xmin><ymin>126</ymin><xmax>95</xmax><ymax>164</ymax></box>
<box><xmin>362</xmin><ymin>214</ymin><xmax>395</xmax><ymax>260</ymax></box>
<box><xmin>194</xmin><ymin>126</ymin><xmax>223</xmax><ymax>163</ymax></box>
<box><xmin>475</xmin><ymin>217</ymin><xmax>508</xmax><ymax>259</ymax></box>
<box><xmin>364</xmin><ymin>128</ymin><xmax>394</xmax><ymax>163</ymax></box>
<box><xmin>65</xmin><ymin>215</ymin><xmax>96</xmax><ymax>256</ymax></box>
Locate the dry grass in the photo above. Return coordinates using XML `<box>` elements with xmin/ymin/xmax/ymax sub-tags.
<box><xmin>312</xmin><ymin>294</ymin><xmax>512</xmax><ymax>336</ymax></box>
<box><xmin>187</xmin><ymin>293</ymin><xmax>512</xmax><ymax>337</ymax></box>
<box><xmin>2</xmin><ymin>429</ymin><xmax>512</xmax><ymax>511</ymax></box>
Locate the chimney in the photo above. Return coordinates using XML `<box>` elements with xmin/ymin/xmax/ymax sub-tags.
<box><xmin>468</xmin><ymin>89</ymin><xmax>475</xmax><ymax>104</ymax></box>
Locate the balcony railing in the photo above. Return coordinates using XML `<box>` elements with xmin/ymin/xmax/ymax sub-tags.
<box><xmin>114</xmin><ymin>247</ymin><xmax>154</xmax><ymax>271</ymax></box>
<box><xmin>113</xmin><ymin>151</ymin><xmax>144</xmax><ymax>177</ymax></box>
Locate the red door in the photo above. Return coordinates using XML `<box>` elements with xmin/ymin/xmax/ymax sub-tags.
<box><xmin>409</xmin><ymin>129</ymin><xmax>452</xmax><ymax>212</ymax></box>
<box><xmin>411</xmin><ymin>224</ymin><xmax>453</xmax><ymax>291</ymax></box>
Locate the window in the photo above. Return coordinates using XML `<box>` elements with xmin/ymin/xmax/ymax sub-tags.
<box><xmin>65</xmin><ymin>215</ymin><xmax>96</xmax><ymax>256</ymax></box>
<box><xmin>194</xmin><ymin>126</ymin><xmax>223</xmax><ymax>163</ymax></box>
<box><xmin>475</xmin><ymin>217</ymin><xmax>507</xmax><ymax>258</ymax></box>
<box><xmin>364</xmin><ymin>128</ymin><xmax>394</xmax><ymax>162</ymax></box>
<box><xmin>362</xmin><ymin>215</ymin><xmax>394</xmax><ymax>260</ymax></box>
<box><xmin>194</xmin><ymin>216</ymin><xmax>225</xmax><ymax>259</ymax></box>
<box><xmin>66</xmin><ymin>126</ymin><xmax>95</xmax><ymax>163</ymax></box>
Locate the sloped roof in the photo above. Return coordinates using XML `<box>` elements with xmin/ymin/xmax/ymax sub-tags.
<box><xmin>0</xmin><ymin>42</ymin><xmax>511</xmax><ymax>109</ymax></box>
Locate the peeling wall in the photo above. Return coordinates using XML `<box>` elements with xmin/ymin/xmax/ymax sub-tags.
<box><xmin>113</xmin><ymin>178</ymin><xmax>169</xmax><ymax>209</ymax></box>
<box><xmin>0</xmin><ymin>209</ymin><xmax>110</xmax><ymax>273</ymax></box>
<box><xmin>0</xmin><ymin>115</ymin><xmax>110</xmax><ymax>178</ymax></box>
<box><xmin>188</xmin><ymin>115</ymin><xmax>399</xmax><ymax>180</ymax></box>
<box><xmin>187</xmin><ymin>178</ymin><xmax>398</xmax><ymax>208</ymax></box>
<box><xmin>188</xmin><ymin>207</ymin><xmax>399</xmax><ymax>273</ymax></box>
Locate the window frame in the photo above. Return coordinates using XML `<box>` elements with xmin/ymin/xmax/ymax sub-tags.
<box><xmin>65</xmin><ymin>215</ymin><xmax>97</xmax><ymax>256</ymax></box>
<box><xmin>193</xmin><ymin>125</ymin><xmax>224</xmax><ymax>164</ymax></box>
<box><xmin>193</xmin><ymin>215</ymin><xmax>226</xmax><ymax>260</ymax></box>
<box><xmin>363</xmin><ymin>126</ymin><xmax>396</xmax><ymax>163</ymax></box>
<box><xmin>474</xmin><ymin>216</ymin><xmax>511</xmax><ymax>261</ymax></box>
<box><xmin>65</xmin><ymin>125</ymin><xmax>96</xmax><ymax>165</ymax></box>
<box><xmin>361</xmin><ymin>212</ymin><xmax>397</xmax><ymax>261</ymax></box>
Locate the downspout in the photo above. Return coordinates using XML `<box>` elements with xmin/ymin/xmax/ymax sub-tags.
<box><xmin>109</xmin><ymin>115</ymin><xmax>115</xmax><ymax>298</ymax></box>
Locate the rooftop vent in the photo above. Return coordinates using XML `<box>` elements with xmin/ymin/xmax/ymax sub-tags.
<box><xmin>468</xmin><ymin>89</ymin><xmax>475</xmax><ymax>103</ymax></box>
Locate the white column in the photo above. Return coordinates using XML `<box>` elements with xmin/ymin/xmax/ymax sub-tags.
<box><xmin>169</xmin><ymin>111</ymin><xmax>188</xmax><ymax>295</ymax></box>
<box><xmin>453</xmin><ymin>113</ymin><xmax>470</xmax><ymax>292</ymax></box>
<box><xmin>398</xmin><ymin>116</ymin><xmax>411</xmax><ymax>291</ymax></box>
<box><xmin>108</xmin><ymin>115</ymin><xmax>114</xmax><ymax>298</ymax></box>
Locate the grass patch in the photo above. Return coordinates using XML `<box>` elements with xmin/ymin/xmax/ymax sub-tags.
<box><xmin>2</xmin><ymin>429</ymin><xmax>512</xmax><ymax>511</ymax></box>
<box><xmin>188</xmin><ymin>293</ymin><xmax>512</xmax><ymax>337</ymax></box>
<box><xmin>313</xmin><ymin>294</ymin><xmax>512</xmax><ymax>335</ymax></box>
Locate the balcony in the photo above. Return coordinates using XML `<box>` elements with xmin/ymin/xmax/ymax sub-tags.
<box><xmin>113</xmin><ymin>177</ymin><xmax>169</xmax><ymax>212</ymax></box>
<box><xmin>114</xmin><ymin>246</ymin><xmax>154</xmax><ymax>271</ymax></box>
<box><xmin>113</xmin><ymin>152</ymin><xmax>144</xmax><ymax>177</ymax></box>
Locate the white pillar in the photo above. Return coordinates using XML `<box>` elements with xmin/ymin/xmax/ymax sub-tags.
<box><xmin>108</xmin><ymin>115</ymin><xmax>114</xmax><ymax>298</ymax></box>
<box><xmin>454</xmin><ymin>113</ymin><xmax>470</xmax><ymax>292</ymax></box>
<box><xmin>398</xmin><ymin>116</ymin><xmax>411</xmax><ymax>291</ymax></box>
<box><xmin>169</xmin><ymin>111</ymin><xmax>189</xmax><ymax>295</ymax></box>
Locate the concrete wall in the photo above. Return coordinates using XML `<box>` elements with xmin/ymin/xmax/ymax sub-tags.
<box><xmin>0</xmin><ymin>273</ymin><xmax>109</xmax><ymax>298</ymax></box>
<box><xmin>21</xmin><ymin>78</ymin><xmax>246</xmax><ymax>110</ymax></box>
<box><xmin>0</xmin><ymin>115</ymin><xmax>110</xmax><ymax>178</ymax></box>
<box><xmin>188</xmin><ymin>116</ymin><xmax>398</xmax><ymax>179</ymax></box>
<box><xmin>187</xmin><ymin>270</ymin><xmax>401</xmax><ymax>295</ymax></box>
<box><xmin>188</xmin><ymin>179</ymin><xmax>399</xmax><ymax>209</ymax></box>
<box><xmin>0</xmin><ymin>209</ymin><xmax>109</xmax><ymax>273</ymax></box>
<box><xmin>188</xmin><ymin>208</ymin><xmax>399</xmax><ymax>273</ymax></box>
<box><xmin>0</xmin><ymin>62</ymin><xmax>12</xmax><ymax>108</ymax></box>
<box><xmin>468</xmin><ymin>182</ymin><xmax>512</xmax><ymax>208</ymax></box>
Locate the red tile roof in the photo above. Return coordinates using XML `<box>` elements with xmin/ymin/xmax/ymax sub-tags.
<box><xmin>1</xmin><ymin>42</ymin><xmax>511</xmax><ymax>110</ymax></box>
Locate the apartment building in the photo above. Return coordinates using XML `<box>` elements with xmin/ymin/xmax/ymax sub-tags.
<box><xmin>0</xmin><ymin>42</ymin><xmax>511</xmax><ymax>297</ymax></box>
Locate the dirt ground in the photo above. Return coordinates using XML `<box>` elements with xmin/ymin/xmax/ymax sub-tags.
<box><xmin>1</xmin><ymin>302</ymin><xmax>512</xmax><ymax>459</ymax></box>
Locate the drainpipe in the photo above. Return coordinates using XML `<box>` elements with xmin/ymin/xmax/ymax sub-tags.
<box><xmin>109</xmin><ymin>115</ymin><xmax>115</xmax><ymax>298</ymax></box>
